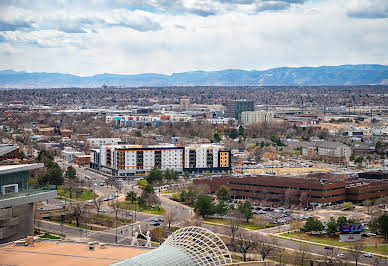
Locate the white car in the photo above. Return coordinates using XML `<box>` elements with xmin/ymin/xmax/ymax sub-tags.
<box><xmin>337</xmin><ymin>253</ymin><xmax>345</xmax><ymax>258</ymax></box>
<box><xmin>363</xmin><ymin>253</ymin><xmax>373</xmax><ymax>258</ymax></box>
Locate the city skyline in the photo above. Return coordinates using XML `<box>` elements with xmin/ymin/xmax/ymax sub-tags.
<box><xmin>0</xmin><ymin>0</ymin><xmax>387</xmax><ymax>76</ymax></box>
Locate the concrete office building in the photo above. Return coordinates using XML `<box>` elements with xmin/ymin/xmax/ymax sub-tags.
<box><xmin>90</xmin><ymin>144</ymin><xmax>231</xmax><ymax>176</ymax></box>
<box><xmin>241</xmin><ymin>110</ymin><xmax>274</xmax><ymax>125</ymax></box>
<box><xmin>302</xmin><ymin>141</ymin><xmax>352</xmax><ymax>163</ymax></box>
<box><xmin>0</xmin><ymin>163</ymin><xmax>57</xmax><ymax>244</ymax></box>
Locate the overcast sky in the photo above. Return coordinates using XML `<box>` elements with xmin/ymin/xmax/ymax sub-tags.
<box><xmin>0</xmin><ymin>0</ymin><xmax>387</xmax><ymax>76</ymax></box>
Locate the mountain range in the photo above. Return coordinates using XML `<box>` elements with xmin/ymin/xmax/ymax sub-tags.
<box><xmin>0</xmin><ymin>64</ymin><xmax>387</xmax><ymax>88</ymax></box>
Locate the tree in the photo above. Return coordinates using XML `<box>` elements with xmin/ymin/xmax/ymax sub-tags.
<box><xmin>255</xmin><ymin>237</ymin><xmax>278</xmax><ymax>261</ymax></box>
<box><xmin>164</xmin><ymin>208</ymin><xmax>178</xmax><ymax>229</ymax></box>
<box><xmin>39</xmin><ymin>161</ymin><xmax>64</xmax><ymax>188</ymax></box>
<box><xmin>337</xmin><ymin>216</ymin><xmax>354</xmax><ymax>228</ymax></box>
<box><xmin>19</xmin><ymin>150</ymin><xmax>25</xmax><ymax>160</ymax></box>
<box><xmin>146</xmin><ymin>167</ymin><xmax>163</xmax><ymax>185</ymax></box>
<box><xmin>213</xmin><ymin>132</ymin><xmax>221</xmax><ymax>142</ymax></box>
<box><xmin>126</xmin><ymin>191</ymin><xmax>137</xmax><ymax>203</ymax></box>
<box><xmin>37</xmin><ymin>150</ymin><xmax>54</xmax><ymax>164</ymax></box>
<box><xmin>238</xmin><ymin>126</ymin><xmax>245</xmax><ymax>137</ymax></box>
<box><xmin>303</xmin><ymin>217</ymin><xmax>324</xmax><ymax>233</ymax></box>
<box><xmin>326</xmin><ymin>217</ymin><xmax>338</xmax><ymax>236</ymax></box>
<box><xmin>216</xmin><ymin>186</ymin><xmax>231</xmax><ymax>201</ymax></box>
<box><xmin>110</xmin><ymin>200</ymin><xmax>121</xmax><ymax>244</ymax></box>
<box><xmin>236</xmin><ymin>231</ymin><xmax>256</xmax><ymax>262</ymax></box>
<box><xmin>226</xmin><ymin>209</ymin><xmax>242</xmax><ymax>252</ymax></box>
<box><xmin>215</xmin><ymin>200</ymin><xmax>228</xmax><ymax>215</ymax></box>
<box><xmin>296</xmin><ymin>244</ymin><xmax>311</xmax><ymax>266</ymax></box>
<box><xmin>238</xmin><ymin>201</ymin><xmax>253</xmax><ymax>223</ymax></box>
<box><xmin>67</xmin><ymin>201</ymin><xmax>89</xmax><ymax>227</ymax></box>
<box><xmin>92</xmin><ymin>197</ymin><xmax>103</xmax><ymax>215</ymax></box>
<box><xmin>229</xmin><ymin>128</ymin><xmax>238</xmax><ymax>139</ymax></box>
<box><xmin>194</xmin><ymin>193</ymin><xmax>215</xmax><ymax>218</ymax></box>
<box><xmin>183</xmin><ymin>171</ymin><xmax>190</xmax><ymax>181</ymax></box>
<box><xmin>372</xmin><ymin>214</ymin><xmax>388</xmax><ymax>239</ymax></box>
<box><xmin>342</xmin><ymin>202</ymin><xmax>353</xmax><ymax>209</ymax></box>
<box><xmin>348</xmin><ymin>243</ymin><xmax>364</xmax><ymax>266</ymax></box>
<box><xmin>65</xmin><ymin>166</ymin><xmax>77</xmax><ymax>180</ymax></box>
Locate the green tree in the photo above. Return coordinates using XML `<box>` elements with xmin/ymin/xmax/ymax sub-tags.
<box><xmin>37</xmin><ymin>150</ymin><xmax>54</xmax><ymax>163</ymax></box>
<box><xmin>229</xmin><ymin>128</ymin><xmax>238</xmax><ymax>139</ymax></box>
<box><xmin>326</xmin><ymin>217</ymin><xmax>338</xmax><ymax>236</ymax></box>
<box><xmin>377</xmin><ymin>214</ymin><xmax>388</xmax><ymax>239</ymax></box>
<box><xmin>126</xmin><ymin>191</ymin><xmax>137</xmax><ymax>203</ymax></box>
<box><xmin>19</xmin><ymin>150</ymin><xmax>25</xmax><ymax>160</ymax></box>
<box><xmin>215</xmin><ymin>200</ymin><xmax>228</xmax><ymax>215</ymax></box>
<box><xmin>238</xmin><ymin>126</ymin><xmax>245</xmax><ymax>137</ymax></box>
<box><xmin>195</xmin><ymin>193</ymin><xmax>215</xmax><ymax>218</ymax></box>
<box><xmin>238</xmin><ymin>201</ymin><xmax>253</xmax><ymax>223</ymax></box>
<box><xmin>303</xmin><ymin>217</ymin><xmax>324</xmax><ymax>233</ymax></box>
<box><xmin>146</xmin><ymin>167</ymin><xmax>163</xmax><ymax>185</ymax></box>
<box><xmin>336</xmin><ymin>216</ymin><xmax>354</xmax><ymax>228</ymax></box>
<box><xmin>216</xmin><ymin>186</ymin><xmax>231</xmax><ymax>201</ymax></box>
<box><xmin>65</xmin><ymin>166</ymin><xmax>77</xmax><ymax>180</ymax></box>
<box><xmin>213</xmin><ymin>132</ymin><xmax>221</xmax><ymax>142</ymax></box>
<box><xmin>183</xmin><ymin>171</ymin><xmax>190</xmax><ymax>181</ymax></box>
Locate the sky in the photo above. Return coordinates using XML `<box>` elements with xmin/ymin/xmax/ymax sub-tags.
<box><xmin>0</xmin><ymin>0</ymin><xmax>387</xmax><ymax>76</ymax></box>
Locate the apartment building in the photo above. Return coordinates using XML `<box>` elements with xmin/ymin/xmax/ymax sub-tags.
<box><xmin>90</xmin><ymin>144</ymin><xmax>231</xmax><ymax>176</ymax></box>
<box><xmin>225</xmin><ymin>100</ymin><xmax>254</xmax><ymax>120</ymax></box>
<box><xmin>240</xmin><ymin>110</ymin><xmax>274</xmax><ymax>125</ymax></box>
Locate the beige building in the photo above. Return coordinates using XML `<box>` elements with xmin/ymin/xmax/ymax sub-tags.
<box><xmin>302</xmin><ymin>141</ymin><xmax>351</xmax><ymax>163</ymax></box>
<box><xmin>179</xmin><ymin>97</ymin><xmax>190</xmax><ymax>110</ymax></box>
<box><xmin>241</xmin><ymin>111</ymin><xmax>274</xmax><ymax>125</ymax></box>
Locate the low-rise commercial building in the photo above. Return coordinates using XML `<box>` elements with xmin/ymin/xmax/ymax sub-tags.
<box><xmin>86</xmin><ymin>138</ymin><xmax>122</xmax><ymax>147</ymax></box>
<box><xmin>193</xmin><ymin>174</ymin><xmax>388</xmax><ymax>205</ymax></box>
<box><xmin>302</xmin><ymin>141</ymin><xmax>351</xmax><ymax>163</ymax></box>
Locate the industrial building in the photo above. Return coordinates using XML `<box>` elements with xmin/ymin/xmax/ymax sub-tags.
<box><xmin>193</xmin><ymin>174</ymin><xmax>388</xmax><ymax>205</ymax></box>
<box><xmin>90</xmin><ymin>144</ymin><xmax>231</xmax><ymax>176</ymax></box>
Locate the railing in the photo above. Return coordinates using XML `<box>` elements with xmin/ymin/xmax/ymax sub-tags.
<box><xmin>0</xmin><ymin>186</ymin><xmax>57</xmax><ymax>200</ymax></box>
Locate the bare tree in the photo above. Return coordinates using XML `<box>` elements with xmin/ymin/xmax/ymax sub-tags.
<box><xmin>226</xmin><ymin>209</ymin><xmax>242</xmax><ymax>252</ymax></box>
<box><xmin>236</xmin><ymin>231</ymin><xmax>256</xmax><ymax>262</ymax></box>
<box><xmin>92</xmin><ymin>197</ymin><xmax>103</xmax><ymax>215</ymax></box>
<box><xmin>348</xmin><ymin>243</ymin><xmax>364</xmax><ymax>266</ymax></box>
<box><xmin>67</xmin><ymin>200</ymin><xmax>90</xmax><ymax>227</ymax></box>
<box><xmin>296</xmin><ymin>243</ymin><xmax>311</xmax><ymax>266</ymax></box>
<box><xmin>255</xmin><ymin>236</ymin><xmax>278</xmax><ymax>261</ymax></box>
<box><xmin>164</xmin><ymin>208</ymin><xmax>178</xmax><ymax>229</ymax></box>
<box><xmin>110</xmin><ymin>200</ymin><xmax>121</xmax><ymax>244</ymax></box>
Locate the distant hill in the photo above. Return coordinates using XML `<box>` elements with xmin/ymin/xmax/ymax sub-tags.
<box><xmin>0</xmin><ymin>64</ymin><xmax>387</xmax><ymax>88</ymax></box>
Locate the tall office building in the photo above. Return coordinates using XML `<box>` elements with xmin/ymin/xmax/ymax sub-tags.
<box><xmin>241</xmin><ymin>110</ymin><xmax>274</xmax><ymax>125</ymax></box>
<box><xmin>225</xmin><ymin>100</ymin><xmax>254</xmax><ymax>120</ymax></box>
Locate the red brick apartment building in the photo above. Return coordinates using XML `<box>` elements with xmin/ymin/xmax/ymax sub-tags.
<box><xmin>194</xmin><ymin>174</ymin><xmax>388</xmax><ymax>205</ymax></box>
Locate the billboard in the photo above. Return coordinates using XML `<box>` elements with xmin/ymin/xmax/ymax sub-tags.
<box><xmin>340</xmin><ymin>224</ymin><xmax>363</xmax><ymax>234</ymax></box>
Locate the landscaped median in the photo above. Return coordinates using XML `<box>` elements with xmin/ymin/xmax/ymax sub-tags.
<box><xmin>274</xmin><ymin>231</ymin><xmax>388</xmax><ymax>257</ymax></box>
<box><xmin>203</xmin><ymin>217</ymin><xmax>276</xmax><ymax>230</ymax></box>
<box><xmin>57</xmin><ymin>185</ymin><xmax>98</xmax><ymax>201</ymax></box>
<box><xmin>118</xmin><ymin>200</ymin><xmax>166</xmax><ymax>215</ymax></box>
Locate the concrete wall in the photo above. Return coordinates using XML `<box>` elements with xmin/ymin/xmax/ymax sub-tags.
<box><xmin>0</xmin><ymin>203</ymin><xmax>34</xmax><ymax>244</ymax></box>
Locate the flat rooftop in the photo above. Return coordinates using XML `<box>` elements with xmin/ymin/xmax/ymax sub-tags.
<box><xmin>0</xmin><ymin>240</ymin><xmax>150</xmax><ymax>266</ymax></box>
<box><xmin>0</xmin><ymin>163</ymin><xmax>44</xmax><ymax>175</ymax></box>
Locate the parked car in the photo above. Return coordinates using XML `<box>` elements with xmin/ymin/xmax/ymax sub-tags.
<box><xmin>150</xmin><ymin>222</ymin><xmax>160</xmax><ymax>226</ymax></box>
<box><xmin>324</xmin><ymin>246</ymin><xmax>333</xmax><ymax>250</ymax></box>
<box><xmin>363</xmin><ymin>253</ymin><xmax>373</xmax><ymax>258</ymax></box>
<box><xmin>337</xmin><ymin>253</ymin><xmax>345</xmax><ymax>258</ymax></box>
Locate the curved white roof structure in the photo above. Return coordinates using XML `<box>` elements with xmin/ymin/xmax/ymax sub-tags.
<box><xmin>112</xmin><ymin>226</ymin><xmax>232</xmax><ymax>266</ymax></box>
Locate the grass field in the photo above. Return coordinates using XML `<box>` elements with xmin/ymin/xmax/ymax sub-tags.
<box><xmin>203</xmin><ymin>218</ymin><xmax>275</xmax><ymax>230</ymax></box>
<box><xmin>280</xmin><ymin>232</ymin><xmax>388</xmax><ymax>255</ymax></box>
<box><xmin>57</xmin><ymin>186</ymin><xmax>97</xmax><ymax>201</ymax></box>
<box><xmin>118</xmin><ymin>201</ymin><xmax>166</xmax><ymax>215</ymax></box>
<box><xmin>40</xmin><ymin>233</ymin><xmax>61</xmax><ymax>239</ymax></box>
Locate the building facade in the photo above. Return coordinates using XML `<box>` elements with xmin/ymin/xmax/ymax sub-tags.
<box><xmin>241</xmin><ymin>111</ymin><xmax>274</xmax><ymax>125</ymax></box>
<box><xmin>302</xmin><ymin>141</ymin><xmax>351</xmax><ymax>163</ymax></box>
<box><xmin>90</xmin><ymin>144</ymin><xmax>231</xmax><ymax>176</ymax></box>
<box><xmin>0</xmin><ymin>163</ymin><xmax>57</xmax><ymax>244</ymax></box>
<box><xmin>225</xmin><ymin>100</ymin><xmax>254</xmax><ymax>120</ymax></box>
<box><xmin>193</xmin><ymin>174</ymin><xmax>388</xmax><ymax>205</ymax></box>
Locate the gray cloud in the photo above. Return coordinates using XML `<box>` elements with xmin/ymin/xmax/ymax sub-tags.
<box><xmin>0</xmin><ymin>19</ymin><xmax>33</xmax><ymax>31</ymax></box>
<box><xmin>346</xmin><ymin>0</ymin><xmax>388</xmax><ymax>19</ymax></box>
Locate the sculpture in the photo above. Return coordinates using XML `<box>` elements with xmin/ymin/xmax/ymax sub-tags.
<box><xmin>139</xmin><ymin>225</ymin><xmax>151</xmax><ymax>248</ymax></box>
<box><xmin>130</xmin><ymin>228</ymin><xmax>139</xmax><ymax>246</ymax></box>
